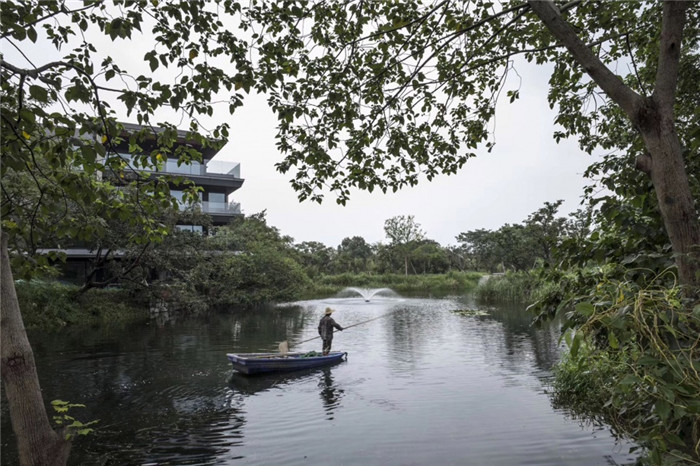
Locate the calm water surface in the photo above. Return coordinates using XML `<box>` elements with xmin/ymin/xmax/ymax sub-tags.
<box><xmin>1</xmin><ymin>293</ymin><xmax>638</xmax><ymax>465</ymax></box>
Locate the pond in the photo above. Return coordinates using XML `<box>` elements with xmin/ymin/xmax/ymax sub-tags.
<box><xmin>1</xmin><ymin>292</ymin><xmax>639</xmax><ymax>465</ymax></box>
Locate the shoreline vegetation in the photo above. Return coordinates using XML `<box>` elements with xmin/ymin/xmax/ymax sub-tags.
<box><xmin>302</xmin><ymin>270</ymin><xmax>484</xmax><ymax>298</ymax></box>
<box><xmin>476</xmin><ymin>270</ymin><xmax>700</xmax><ymax>464</ymax></box>
<box><xmin>17</xmin><ymin>270</ymin><xmax>484</xmax><ymax>331</ymax></box>
<box><xmin>16</xmin><ymin>280</ymin><xmax>149</xmax><ymax>331</ymax></box>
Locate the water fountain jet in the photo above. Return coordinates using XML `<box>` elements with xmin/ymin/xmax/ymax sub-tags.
<box><xmin>339</xmin><ymin>287</ymin><xmax>397</xmax><ymax>302</ymax></box>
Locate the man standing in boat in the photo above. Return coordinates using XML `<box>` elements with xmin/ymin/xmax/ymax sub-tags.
<box><xmin>318</xmin><ymin>308</ymin><xmax>343</xmax><ymax>355</ymax></box>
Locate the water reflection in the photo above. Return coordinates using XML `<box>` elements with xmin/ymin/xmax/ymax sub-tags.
<box><xmin>1</xmin><ymin>295</ymin><xmax>638</xmax><ymax>466</ymax></box>
<box><xmin>318</xmin><ymin>367</ymin><xmax>344</xmax><ymax>420</ymax></box>
<box><xmin>2</xmin><ymin>308</ymin><xmax>310</xmax><ymax>465</ymax></box>
<box><xmin>228</xmin><ymin>365</ymin><xmax>346</xmax><ymax>421</ymax></box>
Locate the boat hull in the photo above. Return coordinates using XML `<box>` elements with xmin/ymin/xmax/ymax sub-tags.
<box><xmin>226</xmin><ymin>351</ymin><xmax>347</xmax><ymax>375</ymax></box>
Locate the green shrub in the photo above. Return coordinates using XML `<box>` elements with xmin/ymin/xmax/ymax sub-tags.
<box><xmin>15</xmin><ymin>280</ymin><xmax>148</xmax><ymax>330</ymax></box>
<box><xmin>552</xmin><ymin>273</ymin><xmax>700</xmax><ymax>464</ymax></box>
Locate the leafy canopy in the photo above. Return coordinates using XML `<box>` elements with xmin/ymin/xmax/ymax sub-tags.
<box><xmin>1</xmin><ymin>0</ymin><xmax>254</xmax><ymax>272</ymax></box>
<box><xmin>241</xmin><ymin>1</ymin><xmax>699</xmax><ymax>204</ymax></box>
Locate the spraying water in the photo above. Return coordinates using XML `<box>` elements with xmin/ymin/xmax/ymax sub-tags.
<box><xmin>339</xmin><ymin>287</ymin><xmax>398</xmax><ymax>302</ymax></box>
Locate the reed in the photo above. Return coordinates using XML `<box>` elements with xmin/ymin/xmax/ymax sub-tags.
<box><xmin>474</xmin><ymin>271</ymin><xmax>553</xmax><ymax>303</ymax></box>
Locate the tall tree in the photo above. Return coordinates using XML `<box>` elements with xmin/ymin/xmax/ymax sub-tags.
<box><xmin>336</xmin><ymin>236</ymin><xmax>373</xmax><ymax>273</ymax></box>
<box><xmin>412</xmin><ymin>240</ymin><xmax>450</xmax><ymax>274</ymax></box>
<box><xmin>457</xmin><ymin>228</ymin><xmax>499</xmax><ymax>272</ymax></box>
<box><xmin>244</xmin><ymin>0</ymin><xmax>699</xmax><ymax>290</ymax></box>
<box><xmin>523</xmin><ymin>200</ymin><xmax>568</xmax><ymax>265</ymax></box>
<box><xmin>294</xmin><ymin>241</ymin><xmax>336</xmax><ymax>277</ymax></box>
<box><xmin>384</xmin><ymin>215</ymin><xmax>425</xmax><ymax>275</ymax></box>
<box><xmin>1</xmin><ymin>2</ymin><xmax>249</xmax><ymax>463</ymax></box>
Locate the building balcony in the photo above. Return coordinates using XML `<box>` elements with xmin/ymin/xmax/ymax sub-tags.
<box><xmin>161</xmin><ymin>159</ymin><xmax>241</xmax><ymax>178</ymax></box>
<box><xmin>116</xmin><ymin>153</ymin><xmax>244</xmax><ymax>193</ymax></box>
<box><xmin>117</xmin><ymin>153</ymin><xmax>240</xmax><ymax>178</ymax></box>
<box><xmin>201</xmin><ymin>201</ymin><xmax>241</xmax><ymax>215</ymax></box>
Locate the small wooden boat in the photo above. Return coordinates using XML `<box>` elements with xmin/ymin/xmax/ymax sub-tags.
<box><xmin>226</xmin><ymin>351</ymin><xmax>347</xmax><ymax>375</ymax></box>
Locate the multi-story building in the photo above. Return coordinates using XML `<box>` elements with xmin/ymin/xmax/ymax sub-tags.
<box><xmin>116</xmin><ymin>122</ymin><xmax>245</xmax><ymax>232</ymax></box>
<box><xmin>50</xmin><ymin>123</ymin><xmax>245</xmax><ymax>283</ymax></box>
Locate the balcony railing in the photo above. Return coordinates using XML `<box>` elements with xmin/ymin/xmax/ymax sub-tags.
<box><xmin>163</xmin><ymin>160</ymin><xmax>240</xmax><ymax>177</ymax></box>
<box><xmin>205</xmin><ymin>160</ymin><xmax>240</xmax><ymax>177</ymax></box>
<box><xmin>119</xmin><ymin>154</ymin><xmax>240</xmax><ymax>178</ymax></box>
<box><xmin>201</xmin><ymin>201</ymin><xmax>241</xmax><ymax>215</ymax></box>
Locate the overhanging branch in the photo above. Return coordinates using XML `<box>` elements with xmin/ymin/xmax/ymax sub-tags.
<box><xmin>527</xmin><ymin>0</ymin><xmax>643</xmax><ymax>119</ymax></box>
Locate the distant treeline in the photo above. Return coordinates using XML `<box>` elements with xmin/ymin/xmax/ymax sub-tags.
<box><xmin>33</xmin><ymin>201</ymin><xmax>581</xmax><ymax>314</ymax></box>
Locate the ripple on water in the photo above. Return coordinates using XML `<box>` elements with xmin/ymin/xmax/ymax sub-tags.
<box><xmin>1</xmin><ymin>296</ymin><xmax>640</xmax><ymax>466</ymax></box>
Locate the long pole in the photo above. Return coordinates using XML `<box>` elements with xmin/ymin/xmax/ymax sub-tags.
<box><xmin>290</xmin><ymin>310</ymin><xmax>396</xmax><ymax>346</ymax></box>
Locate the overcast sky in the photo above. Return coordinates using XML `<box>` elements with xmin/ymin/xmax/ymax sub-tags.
<box><xmin>223</xmin><ymin>61</ymin><xmax>597</xmax><ymax>248</ymax></box>
<box><xmin>5</xmin><ymin>9</ymin><xmax>600</xmax><ymax>249</ymax></box>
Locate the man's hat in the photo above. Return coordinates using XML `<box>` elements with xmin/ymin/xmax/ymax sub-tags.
<box><xmin>324</xmin><ymin>307</ymin><xmax>334</xmax><ymax>315</ymax></box>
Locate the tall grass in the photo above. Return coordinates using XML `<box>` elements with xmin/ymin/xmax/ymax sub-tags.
<box><xmin>474</xmin><ymin>271</ymin><xmax>556</xmax><ymax>304</ymax></box>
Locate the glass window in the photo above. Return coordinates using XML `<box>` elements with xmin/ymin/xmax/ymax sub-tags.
<box><xmin>176</xmin><ymin>225</ymin><xmax>203</xmax><ymax>233</ymax></box>
<box><xmin>208</xmin><ymin>192</ymin><xmax>226</xmax><ymax>203</ymax></box>
<box><xmin>171</xmin><ymin>190</ymin><xmax>185</xmax><ymax>207</ymax></box>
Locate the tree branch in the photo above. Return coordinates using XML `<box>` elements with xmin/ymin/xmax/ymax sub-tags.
<box><xmin>653</xmin><ymin>0</ymin><xmax>688</xmax><ymax>114</ymax></box>
<box><xmin>635</xmin><ymin>152</ymin><xmax>652</xmax><ymax>175</ymax></box>
<box><xmin>625</xmin><ymin>33</ymin><xmax>647</xmax><ymax>97</ymax></box>
<box><xmin>527</xmin><ymin>0</ymin><xmax>643</xmax><ymax>119</ymax></box>
<box><xmin>1</xmin><ymin>59</ymin><xmax>69</xmax><ymax>78</ymax></box>
<box><xmin>344</xmin><ymin>0</ymin><xmax>451</xmax><ymax>47</ymax></box>
<box><xmin>0</xmin><ymin>2</ymin><xmax>104</xmax><ymax>40</ymax></box>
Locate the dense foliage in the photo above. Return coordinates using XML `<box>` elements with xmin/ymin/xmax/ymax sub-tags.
<box><xmin>14</xmin><ymin>281</ymin><xmax>147</xmax><ymax>330</ymax></box>
<box><xmin>457</xmin><ymin>200</ymin><xmax>584</xmax><ymax>272</ymax></box>
<box><xmin>551</xmin><ymin>272</ymin><xmax>700</xmax><ymax>464</ymax></box>
<box><xmin>97</xmin><ymin>213</ymin><xmax>309</xmax><ymax>311</ymax></box>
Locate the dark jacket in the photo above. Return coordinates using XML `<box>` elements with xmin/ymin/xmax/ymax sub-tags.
<box><xmin>318</xmin><ymin>315</ymin><xmax>343</xmax><ymax>340</ymax></box>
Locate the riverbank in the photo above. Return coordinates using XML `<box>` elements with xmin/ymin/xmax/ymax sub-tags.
<box><xmin>15</xmin><ymin>280</ymin><xmax>149</xmax><ymax>331</ymax></box>
<box><xmin>473</xmin><ymin>270</ymin><xmax>700</xmax><ymax>464</ymax></box>
<box><xmin>17</xmin><ymin>271</ymin><xmax>485</xmax><ymax>331</ymax></box>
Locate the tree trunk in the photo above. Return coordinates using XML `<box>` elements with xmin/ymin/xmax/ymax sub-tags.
<box><xmin>528</xmin><ymin>0</ymin><xmax>700</xmax><ymax>290</ymax></box>
<box><xmin>1</xmin><ymin>230</ymin><xmax>71</xmax><ymax>465</ymax></box>
<box><xmin>638</xmin><ymin>106</ymin><xmax>700</xmax><ymax>290</ymax></box>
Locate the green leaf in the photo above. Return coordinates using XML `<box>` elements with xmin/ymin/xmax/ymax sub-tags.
<box><xmin>80</xmin><ymin>145</ymin><xmax>97</xmax><ymax>164</ymax></box>
<box><xmin>19</xmin><ymin>108</ymin><xmax>36</xmax><ymax>124</ymax></box>
<box><xmin>575</xmin><ymin>301</ymin><xmax>594</xmax><ymax>317</ymax></box>
<box><xmin>618</xmin><ymin>374</ymin><xmax>640</xmax><ymax>386</ymax></box>
<box><xmin>655</xmin><ymin>400</ymin><xmax>671</xmax><ymax>422</ymax></box>
<box><xmin>569</xmin><ymin>330</ymin><xmax>582</xmax><ymax>358</ymax></box>
<box><xmin>27</xmin><ymin>27</ymin><xmax>37</xmax><ymax>43</ymax></box>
